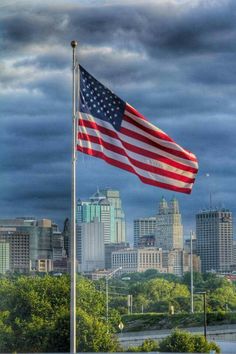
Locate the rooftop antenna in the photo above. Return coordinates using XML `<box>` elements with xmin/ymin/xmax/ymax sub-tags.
<box><xmin>206</xmin><ymin>173</ymin><xmax>212</xmax><ymax>210</ymax></box>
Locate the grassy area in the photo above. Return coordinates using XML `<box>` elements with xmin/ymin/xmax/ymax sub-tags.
<box><xmin>121</xmin><ymin>312</ymin><xmax>236</xmax><ymax>332</ymax></box>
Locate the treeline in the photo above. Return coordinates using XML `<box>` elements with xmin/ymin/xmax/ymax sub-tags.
<box><xmin>0</xmin><ymin>275</ymin><xmax>121</xmax><ymax>352</ymax></box>
<box><xmin>103</xmin><ymin>270</ymin><xmax>236</xmax><ymax>315</ymax></box>
<box><xmin>0</xmin><ymin>271</ymin><xmax>234</xmax><ymax>352</ymax></box>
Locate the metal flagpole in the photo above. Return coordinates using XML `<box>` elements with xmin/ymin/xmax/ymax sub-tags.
<box><xmin>70</xmin><ymin>40</ymin><xmax>78</xmax><ymax>354</ymax></box>
<box><xmin>190</xmin><ymin>230</ymin><xmax>194</xmax><ymax>313</ymax></box>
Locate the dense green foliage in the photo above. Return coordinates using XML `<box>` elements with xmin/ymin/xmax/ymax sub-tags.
<box><xmin>105</xmin><ymin>270</ymin><xmax>236</xmax><ymax>315</ymax></box>
<box><xmin>127</xmin><ymin>339</ymin><xmax>159</xmax><ymax>352</ymax></box>
<box><xmin>122</xmin><ymin>311</ymin><xmax>236</xmax><ymax>331</ymax></box>
<box><xmin>126</xmin><ymin>330</ymin><xmax>220</xmax><ymax>353</ymax></box>
<box><xmin>158</xmin><ymin>329</ymin><xmax>220</xmax><ymax>353</ymax></box>
<box><xmin>0</xmin><ymin>275</ymin><xmax>121</xmax><ymax>352</ymax></box>
<box><xmin>0</xmin><ymin>270</ymin><xmax>234</xmax><ymax>352</ymax></box>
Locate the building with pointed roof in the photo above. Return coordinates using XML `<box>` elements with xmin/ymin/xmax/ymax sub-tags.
<box><xmin>155</xmin><ymin>197</ymin><xmax>183</xmax><ymax>250</ymax></box>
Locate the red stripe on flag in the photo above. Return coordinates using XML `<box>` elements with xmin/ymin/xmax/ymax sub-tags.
<box><xmin>77</xmin><ymin>145</ymin><xmax>192</xmax><ymax>194</ymax></box>
<box><xmin>120</xmin><ymin>124</ymin><xmax>197</xmax><ymax>162</ymax></box>
<box><xmin>123</xmin><ymin>113</ymin><xmax>173</xmax><ymax>143</ymax></box>
<box><xmin>78</xmin><ymin>118</ymin><xmax>198</xmax><ymax>173</ymax></box>
<box><xmin>78</xmin><ymin>132</ymin><xmax>195</xmax><ymax>184</ymax></box>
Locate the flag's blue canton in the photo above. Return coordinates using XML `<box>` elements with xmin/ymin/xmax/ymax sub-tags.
<box><xmin>79</xmin><ymin>65</ymin><xmax>125</xmax><ymax>131</ymax></box>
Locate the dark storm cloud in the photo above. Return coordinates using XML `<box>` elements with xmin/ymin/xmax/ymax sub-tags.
<box><xmin>1</xmin><ymin>11</ymin><xmax>69</xmax><ymax>49</ymax></box>
<box><xmin>1</xmin><ymin>0</ymin><xmax>236</xmax><ymax>232</ymax></box>
<box><xmin>2</xmin><ymin>1</ymin><xmax>236</xmax><ymax>57</ymax></box>
<box><xmin>14</xmin><ymin>53</ymin><xmax>70</xmax><ymax>70</ymax></box>
<box><xmin>1</xmin><ymin>114</ymin><xmax>71</xmax><ymax>173</ymax></box>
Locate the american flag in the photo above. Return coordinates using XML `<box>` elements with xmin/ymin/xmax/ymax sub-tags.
<box><xmin>77</xmin><ymin>65</ymin><xmax>198</xmax><ymax>194</ymax></box>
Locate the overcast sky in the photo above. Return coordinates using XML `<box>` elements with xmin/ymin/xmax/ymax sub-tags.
<box><xmin>1</xmin><ymin>0</ymin><xmax>236</xmax><ymax>241</ymax></box>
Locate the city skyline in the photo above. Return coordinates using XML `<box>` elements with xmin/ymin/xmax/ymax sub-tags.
<box><xmin>1</xmin><ymin>0</ymin><xmax>236</xmax><ymax>236</ymax></box>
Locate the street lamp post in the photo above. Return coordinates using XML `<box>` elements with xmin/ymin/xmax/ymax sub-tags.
<box><xmin>203</xmin><ymin>292</ymin><xmax>207</xmax><ymax>339</ymax></box>
<box><xmin>196</xmin><ymin>291</ymin><xmax>207</xmax><ymax>339</ymax></box>
<box><xmin>105</xmin><ymin>267</ymin><xmax>122</xmax><ymax>330</ymax></box>
<box><xmin>190</xmin><ymin>230</ymin><xmax>194</xmax><ymax>313</ymax></box>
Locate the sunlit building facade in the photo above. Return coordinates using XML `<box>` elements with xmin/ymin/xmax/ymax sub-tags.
<box><xmin>156</xmin><ymin>197</ymin><xmax>183</xmax><ymax>250</ymax></box>
<box><xmin>196</xmin><ymin>209</ymin><xmax>233</xmax><ymax>273</ymax></box>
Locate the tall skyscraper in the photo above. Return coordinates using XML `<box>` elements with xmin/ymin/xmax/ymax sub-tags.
<box><xmin>100</xmin><ymin>188</ymin><xmax>126</xmax><ymax>243</ymax></box>
<box><xmin>156</xmin><ymin>197</ymin><xmax>183</xmax><ymax>250</ymax></box>
<box><xmin>77</xmin><ymin>192</ymin><xmax>115</xmax><ymax>244</ymax></box>
<box><xmin>133</xmin><ymin>217</ymin><xmax>156</xmax><ymax>247</ymax></box>
<box><xmin>196</xmin><ymin>209</ymin><xmax>233</xmax><ymax>273</ymax></box>
<box><xmin>81</xmin><ymin>218</ymin><xmax>105</xmax><ymax>272</ymax></box>
<box><xmin>76</xmin><ymin>190</ymin><xmax>117</xmax><ymax>267</ymax></box>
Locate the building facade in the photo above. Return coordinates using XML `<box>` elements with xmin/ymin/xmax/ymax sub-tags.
<box><xmin>196</xmin><ymin>209</ymin><xmax>233</xmax><ymax>273</ymax></box>
<box><xmin>0</xmin><ymin>241</ymin><xmax>10</xmax><ymax>274</ymax></box>
<box><xmin>111</xmin><ymin>247</ymin><xmax>195</xmax><ymax>276</ymax></box>
<box><xmin>112</xmin><ymin>248</ymin><xmax>166</xmax><ymax>274</ymax></box>
<box><xmin>80</xmin><ymin>218</ymin><xmax>105</xmax><ymax>272</ymax></box>
<box><xmin>105</xmin><ymin>242</ymin><xmax>129</xmax><ymax>269</ymax></box>
<box><xmin>133</xmin><ymin>217</ymin><xmax>156</xmax><ymax>248</ymax></box>
<box><xmin>100</xmin><ymin>188</ymin><xmax>126</xmax><ymax>243</ymax></box>
<box><xmin>156</xmin><ymin>197</ymin><xmax>183</xmax><ymax>250</ymax></box>
<box><xmin>0</xmin><ymin>228</ymin><xmax>30</xmax><ymax>273</ymax></box>
<box><xmin>35</xmin><ymin>259</ymin><xmax>53</xmax><ymax>272</ymax></box>
<box><xmin>77</xmin><ymin>193</ymin><xmax>115</xmax><ymax>244</ymax></box>
<box><xmin>0</xmin><ymin>218</ymin><xmax>57</xmax><ymax>270</ymax></box>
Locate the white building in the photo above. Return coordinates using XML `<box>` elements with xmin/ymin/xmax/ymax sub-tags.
<box><xmin>111</xmin><ymin>247</ymin><xmax>197</xmax><ymax>276</ymax></box>
<box><xmin>81</xmin><ymin>218</ymin><xmax>105</xmax><ymax>272</ymax></box>
<box><xmin>112</xmin><ymin>248</ymin><xmax>166</xmax><ymax>274</ymax></box>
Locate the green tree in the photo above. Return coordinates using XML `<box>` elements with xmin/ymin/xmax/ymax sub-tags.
<box><xmin>0</xmin><ymin>275</ymin><xmax>121</xmax><ymax>352</ymax></box>
<box><xmin>182</xmin><ymin>271</ymin><xmax>204</xmax><ymax>289</ymax></box>
<box><xmin>158</xmin><ymin>329</ymin><xmax>220</xmax><ymax>353</ymax></box>
<box><xmin>47</xmin><ymin>308</ymin><xmax>121</xmax><ymax>352</ymax></box>
<box><xmin>127</xmin><ymin>339</ymin><xmax>158</xmax><ymax>352</ymax></box>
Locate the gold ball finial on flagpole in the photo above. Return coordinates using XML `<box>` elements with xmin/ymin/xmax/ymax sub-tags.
<box><xmin>71</xmin><ymin>40</ymin><xmax>78</xmax><ymax>48</ymax></box>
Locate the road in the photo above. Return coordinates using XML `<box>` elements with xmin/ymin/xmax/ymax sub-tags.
<box><xmin>118</xmin><ymin>323</ymin><xmax>236</xmax><ymax>349</ymax></box>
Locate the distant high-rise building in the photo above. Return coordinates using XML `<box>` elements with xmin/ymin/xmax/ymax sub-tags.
<box><xmin>184</xmin><ymin>232</ymin><xmax>197</xmax><ymax>254</ymax></box>
<box><xmin>156</xmin><ymin>197</ymin><xmax>183</xmax><ymax>250</ymax></box>
<box><xmin>0</xmin><ymin>229</ymin><xmax>30</xmax><ymax>273</ymax></box>
<box><xmin>52</xmin><ymin>231</ymin><xmax>66</xmax><ymax>261</ymax></box>
<box><xmin>133</xmin><ymin>217</ymin><xmax>156</xmax><ymax>247</ymax></box>
<box><xmin>81</xmin><ymin>218</ymin><xmax>105</xmax><ymax>272</ymax></box>
<box><xmin>233</xmin><ymin>240</ymin><xmax>236</xmax><ymax>268</ymax></box>
<box><xmin>0</xmin><ymin>241</ymin><xmax>10</xmax><ymax>274</ymax></box>
<box><xmin>196</xmin><ymin>209</ymin><xmax>233</xmax><ymax>273</ymax></box>
<box><xmin>62</xmin><ymin>218</ymin><xmax>70</xmax><ymax>257</ymax></box>
<box><xmin>0</xmin><ymin>218</ymin><xmax>56</xmax><ymax>269</ymax></box>
<box><xmin>77</xmin><ymin>191</ymin><xmax>115</xmax><ymax>244</ymax></box>
<box><xmin>100</xmin><ymin>188</ymin><xmax>126</xmax><ymax>243</ymax></box>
